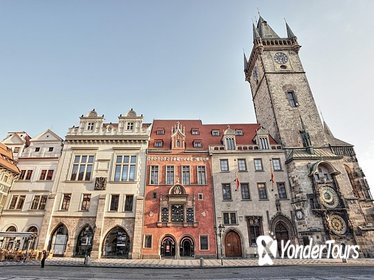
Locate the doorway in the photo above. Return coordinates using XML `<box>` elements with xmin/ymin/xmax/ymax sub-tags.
<box><xmin>224</xmin><ymin>231</ymin><xmax>242</xmax><ymax>258</ymax></box>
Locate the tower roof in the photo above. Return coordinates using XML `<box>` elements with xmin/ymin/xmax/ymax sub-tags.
<box><xmin>256</xmin><ymin>16</ymin><xmax>280</xmax><ymax>39</ymax></box>
<box><xmin>323</xmin><ymin>121</ymin><xmax>352</xmax><ymax>147</ymax></box>
<box><xmin>286</xmin><ymin>22</ymin><xmax>296</xmax><ymax>38</ymax></box>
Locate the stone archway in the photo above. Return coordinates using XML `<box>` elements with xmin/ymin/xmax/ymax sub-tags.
<box><xmin>75</xmin><ymin>225</ymin><xmax>94</xmax><ymax>257</ymax></box>
<box><xmin>274</xmin><ymin>221</ymin><xmax>289</xmax><ymax>255</ymax></box>
<box><xmin>224</xmin><ymin>230</ymin><xmax>242</xmax><ymax>258</ymax></box>
<box><xmin>102</xmin><ymin>226</ymin><xmax>130</xmax><ymax>258</ymax></box>
<box><xmin>49</xmin><ymin>224</ymin><xmax>68</xmax><ymax>256</ymax></box>
<box><xmin>160</xmin><ymin>235</ymin><xmax>176</xmax><ymax>258</ymax></box>
<box><xmin>180</xmin><ymin>236</ymin><xmax>194</xmax><ymax>257</ymax></box>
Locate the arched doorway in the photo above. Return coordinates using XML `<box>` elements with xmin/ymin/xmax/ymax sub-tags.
<box><xmin>23</xmin><ymin>226</ymin><xmax>38</xmax><ymax>250</ymax></box>
<box><xmin>102</xmin><ymin>226</ymin><xmax>130</xmax><ymax>258</ymax></box>
<box><xmin>275</xmin><ymin>222</ymin><xmax>289</xmax><ymax>255</ymax></box>
<box><xmin>160</xmin><ymin>236</ymin><xmax>176</xmax><ymax>257</ymax></box>
<box><xmin>224</xmin><ymin>231</ymin><xmax>242</xmax><ymax>258</ymax></box>
<box><xmin>49</xmin><ymin>224</ymin><xmax>68</xmax><ymax>256</ymax></box>
<box><xmin>3</xmin><ymin>226</ymin><xmax>16</xmax><ymax>250</ymax></box>
<box><xmin>75</xmin><ymin>225</ymin><xmax>94</xmax><ymax>257</ymax></box>
<box><xmin>180</xmin><ymin>236</ymin><xmax>194</xmax><ymax>257</ymax></box>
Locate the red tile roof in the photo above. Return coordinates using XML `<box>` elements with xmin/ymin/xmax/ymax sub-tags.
<box><xmin>0</xmin><ymin>143</ymin><xmax>20</xmax><ymax>174</ymax></box>
<box><xmin>149</xmin><ymin>120</ymin><xmax>277</xmax><ymax>150</ymax></box>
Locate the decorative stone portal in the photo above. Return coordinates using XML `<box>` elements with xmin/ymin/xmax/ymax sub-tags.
<box><xmin>160</xmin><ymin>236</ymin><xmax>176</xmax><ymax>257</ymax></box>
<box><xmin>180</xmin><ymin>236</ymin><xmax>194</xmax><ymax>257</ymax></box>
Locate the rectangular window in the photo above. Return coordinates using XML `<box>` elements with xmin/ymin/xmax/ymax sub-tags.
<box><xmin>70</xmin><ymin>155</ymin><xmax>94</xmax><ymax>181</ymax></box>
<box><xmin>222</xmin><ymin>183</ymin><xmax>232</xmax><ymax>201</ymax></box>
<box><xmin>19</xmin><ymin>170</ymin><xmax>33</xmax><ymax>181</ymax></box>
<box><xmin>191</xmin><ymin>128</ymin><xmax>200</xmax><ymax>135</ymax></box>
<box><xmin>238</xmin><ymin>159</ymin><xmax>247</xmax><ymax>171</ymax></box>
<box><xmin>197</xmin><ymin>166</ymin><xmax>206</xmax><ymax>185</ymax></box>
<box><xmin>87</xmin><ymin>122</ymin><xmax>94</xmax><ymax>130</ymax></box>
<box><xmin>200</xmin><ymin>235</ymin><xmax>209</xmax><ymax>250</ymax></box>
<box><xmin>257</xmin><ymin>183</ymin><xmax>268</xmax><ymax>200</ymax></box>
<box><xmin>220</xmin><ymin>159</ymin><xmax>229</xmax><ymax>172</ymax></box>
<box><xmin>35</xmin><ymin>147</ymin><xmax>40</xmax><ymax>152</ymax></box>
<box><xmin>211</xmin><ymin>130</ymin><xmax>220</xmax><ymax>136</ymax></box>
<box><xmin>15</xmin><ymin>195</ymin><xmax>25</xmax><ymax>210</ymax></box>
<box><xmin>39</xmin><ymin>170</ymin><xmax>54</xmax><ymax>181</ymax></box>
<box><xmin>235</xmin><ymin>129</ymin><xmax>243</xmax><ymax>136</ymax></box>
<box><xmin>31</xmin><ymin>195</ymin><xmax>48</xmax><ymax>210</ymax></box>
<box><xmin>223</xmin><ymin>212</ymin><xmax>237</xmax><ymax>225</ymax></box>
<box><xmin>287</xmin><ymin>91</ymin><xmax>298</xmax><ymax>107</ymax></box>
<box><xmin>48</xmin><ymin>147</ymin><xmax>54</xmax><ymax>152</ymax></box>
<box><xmin>226</xmin><ymin>138</ymin><xmax>235</xmax><ymax>150</ymax></box>
<box><xmin>241</xmin><ymin>183</ymin><xmax>250</xmax><ymax>200</ymax></box>
<box><xmin>166</xmin><ymin>166</ymin><xmax>174</xmax><ymax>185</ymax></box>
<box><xmin>254</xmin><ymin>159</ymin><xmax>263</xmax><ymax>171</ymax></box>
<box><xmin>126</xmin><ymin>122</ymin><xmax>134</xmax><ymax>130</ymax></box>
<box><xmin>272</xmin><ymin>158</ymin><xmax>282</xmax><ymax>171</ymax></box>
<box><xmin>144</xmin><ymin>235</ymin><xmax>152</xmax><ymax>248</ymax></box>
<box><xmin>156</xmin><ymin>129</ymin><xmax>165</xmax><ymax>135</ymax></box>
<box><xmin>171</xmin><ymin>204</ymin><xmax>184</xmax><ymax>222</ymax></box>
<box><xmin>110</xmin><ymin>194</ymin><xmax>120</xmax><ymax>211</ymax></box>
<box><xmin>81</xmin><ymin>194</ymin><xmax>91</xmax><ymax>211</ymax></box>
<box><xmin>182</xmin><ymin>166</ymin><xmax>190</xmax><ymax>185</ymax></box>
<box><xmin>193</xmin><ymin>140</ymin><xmax>202</xmax><ymax>148</ymax></box>
<box><xmin>198</xmin><ymin>193</ymin><xmax>203</xmax><ymax>200</ymax></box>
<box><xmin>9</xmin><ymin>195</ymin><xmax>18</xmax><ymax>210</ymax></box>
<box><xmin>61</xmin><ymin>193</ymin><xmax>71</xmax><ymax>210</ymax></box>
<box><xmin>277</xmin><ymin>182</ymin><xmax>287</xmax><ymax>199</ymax></box>
<box><xmin>124</xmin><ymin>195</ymin><xmax>134</xmax><ymax>212</ymax></box>
<box><xmin>186</xmin><ymin>208</ymin><xmax>194</xmax><ymax>223</ymax></box>
<box><xmin>114</xmin><ymin>155</ymin><xmax>137</xmax><ymax>182</ymax></box>
<box><xmin>150</xmin><ymin>166</ymin><xmax>159</xmax><ymax>184</ymax></box>
<box><xmin>259</xmin><ymin>137</ymin><xmax>269</xmax><ymax>150</ymax></box>
<box><xmin>154</xmin><ymin>140</ymin><xmax>163</xmax><ymax>147</ymax></box>
<box><xmin>248</xmin><ymin>216</ymin><xmax>263</xmax><ymax>246</ymax></box>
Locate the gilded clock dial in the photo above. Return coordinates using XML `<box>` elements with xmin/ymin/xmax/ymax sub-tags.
<box><xmin>319</xmin><ymin>186</ymin><xmax>339</xmax><ymax>209</ymax></box>
<box><xmin>329</xmin><ymin>214</ymin><xmax>347</xmax><ymax>235</ymax></box>
<box><xmin>274</xmin><ymin>52</ymin><xmax>288</xmax><ymax>64</ymax></box>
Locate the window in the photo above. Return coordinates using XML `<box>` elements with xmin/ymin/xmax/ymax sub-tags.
<box><xmin>31</xmin><ymin>195</ymin><xmax>48</xmax><ymax>210</ymax></box>
<box><xmin>19</xmin><ymin>170</ymin><xmax>33</xmax><ymax>180</ymax></box>
<box><xmin>152</xmin><ymin>192</ymin><xmax>157</xmax><ymax>199</ymax></box>
<box><xmin>70</xmin><ymin>155</ymin><xmax>94</xmax><ymax>181</ymax></box>
<box><xmin>259</xmin><ymin>137</ymin><xmax>269</xmax><ymax>150</ymax></box>
<box><xmin>39</xmin><ymin>170</ymin><xmax>54</xmax><ymax>181</ymax></box>
<box><xmin>87</xmin><ymin>122</ymin><xmax>94</xmax><ymax>130</ymax></box>
<box><xmin>235</xmin><ymin>129</ymin><xmax>243</xmax><ymax>136</ymax></box>
<box><xmin>150</xmin><ymin>166</ymin><xmax>159</xmax><ymax>184</ymax></box>
<box><xmin>193</xmin><ymin>140</ymin><xmax>202</xmax><ymax>148</ymax></box>
<box><xmin>61</xmin><ymin>194</ymin><xmax>71</xmax><ymax>210</ymax></box>
<box><xmin>124</xmin><ymin>195</ymin><xmax>134</xmax><ymax>211</ymax></box>
<box><xmin>126</xmin><ymin>122</ymin><xmax>134</xmax><ymax>130</ymax></box>
<box><xmin>222</xmin><ymin>183</ymin><xmax>232</xmax><ymax>200</ymax></box>
<box><xmin>248</xmin><ymin>216</ymin><xmax>263</xmax><ymax>246</ymax></box>
<box><xmin>81</xmin><ymin>194</ymin><xmax>91</xmax><ymax>211</ymax></box>
<box><xmin>9</xmin><ymin>195</ymin><xmax>26</xmax><ymax>210</ymax></box>
<box><xmin>272</xmin><ymin>158</ymin><xmax>282</xmax><ymax>171</ymax></box>
<box><xmin>223</xmin><ymin>212</ymin><xmax>237</xmax><ymax>225</ymax></box>
<box><xmin>171</xmin><ymin>204</ymin><xmax>184</xmax><ymax>222</ymax></box>
<box><xmin>14</xmin><ymin>147</ymin><xmax>20</xmax><ymax>153</ymax></box>
<box><xmin>161</xmin><ymin>207</ymin><xmax>169</xmax><ymax>222</ymax></box>
<box><xmin>156</xmin><ymin>128</ymin><xmax>165</xmax><ymax>135</ymax></box>
<box><xmin>144</xmin><ymin>235</ymin><xmax>152</xmax><ymax>248</ymax></box>
<box><xmin>181</xmin><ymin>166</ymin><xmax>190</xmax><ymax>185</ymax></box>
<box><xmin>241</xmin><ymin>183</ymin><xmax>250</xmax><ymax>200</ymax></box>
<box><xmin>238</xmin><ymin>159</ymin><xmax>247</xmax><ymax>171</ymax></box>
<box><xmin>200</xmin><ymin>235</ymin><xmax>209</xmax><ymax>250</ymax></box>
<box><xmin>277</xmin><ymin>182</ymin><xmax>287</xmax><ymax>199</ymax></box>
<box><xmin>35</xmin><ymin>147</ymin><xmax>40</xmax><ymax>152</ymax></box>
<box><xmin>254</xmin><ymin>159</ymin><xmax>263</xmax><ymax>171</ymax></box>
<box><xmin>48</xmin><ymin>147</ymin><xmax>54</xmax><ymax>152</ymax></box>
<box><xmin>154</xmin><ymin>140</ymin><xmax>163</xmax><ymax>147</ymax></box>
<box><xmin>226</xmin><ymin>137</ymin><xmax>235</xmax><ymax>150</ymax></box>
<box><xmin>166</xmin><ymin>166</ymin><xmax>174</xmax><ymax>185</ymax></box>
<box><xmin>257</xmin><ymin>183</ymin><xmax>268</xmax><ymax>200</ymax></box>
<box><xmin>191</xmin><ymin>128</ymin><xmax>200</xmax><ymax>135</ymax></box>
<box><xmin>287</xmin><ymin>91</ymin><xmax>298</xmax><ymax>107</ymax></box>
<box><xmin>186</xmin><ymin>208</ymin><xmax>194</xmax><ymax>223</ymax></box>
<box><xmin>114</xmin><ymin>155</ymin><xmax>137</xmax><ymax>182</ymax></box>
<box><xmin>211</xmin><ymin>130</ymin><xmax>220</xmax><ymax>136</ymax></box>
<box><xmin>198</xmin><ymin>193</ymin><xmax>203</xmax><ymax>200</ymax></box>
<box><xmin>197</xmin><ymin>166</ymin><xmax>206</xmax><ymax>185</ymax></box>
<box><xmin>220</xmin><ymin>159</ymin><xmax>229</xmax><ymax>172</ymax></box>
<box><xmin>110</xmin><ymin>194</ymin><xmax>119</xmax><ymax>211</ymax></box>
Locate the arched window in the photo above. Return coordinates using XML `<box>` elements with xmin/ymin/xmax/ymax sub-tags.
<box><xmin>48</xmin><ymin>224</ymin><xmax>68</xmax><ymax>256</ymax></box>
<box><xmin>75</xmin><ymin>225</ymin><xmax>94</xmax><ymax>257</ymax></box>
<box><xmin>102</xmin><ymin>226</ymin><xmax>130</xmax><ymax>258</ymax></box>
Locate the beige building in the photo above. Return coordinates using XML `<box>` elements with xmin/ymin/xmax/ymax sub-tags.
<box><xmin>38</xmin><ymin>109</ymin><xmax>150</xmax><ymax>259</ymax></box>
<box><xmin>0</xmin><ymin>130</ymin><xmax>63</xmax><ymax>250</ymax></box>
<box><xmin>244</xmin><ymin>17</ymin><xmax>374</xmax><ymax>256</ymax></box>
<box><xmin>210</xmin><ymin>125</ymin><xmax>295</xmax><ymax>258</ymax></box>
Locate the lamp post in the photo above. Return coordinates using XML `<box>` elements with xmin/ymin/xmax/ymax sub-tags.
<box><xmin>215</xmin><ymin>223</ymin><xmax>225</xmax><ymax>265</ymax></box>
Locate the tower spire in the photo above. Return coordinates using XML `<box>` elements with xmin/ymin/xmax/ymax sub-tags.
<box><xmin>285</xmin><ymin>20</ymin><xmax>296</xmax><ymax>38</ymax></box>
<box><xmin>256</xmin><ymin>16</ymin><xmax>280</xmax><ymax>39</ymax></box>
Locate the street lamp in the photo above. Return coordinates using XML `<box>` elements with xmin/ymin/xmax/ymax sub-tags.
<box><xmin>215</xmin><ymin>223</ymin><xmax>225</xmax><ymax>265</ymax></box>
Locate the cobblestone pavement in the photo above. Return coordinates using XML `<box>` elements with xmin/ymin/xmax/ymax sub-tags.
<box><xmin>0</xmin><ymin>257</ymin><xmax>373</xmax><ymax>268</ymax></box>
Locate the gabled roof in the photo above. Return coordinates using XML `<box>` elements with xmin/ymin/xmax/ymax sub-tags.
<box><xmin>149</xmin><ymin>120</ymin><xmax>277</xmax><ymax>150</ymax></box>
<box><xmin>0</xmin><ymin>143</ymin><xmax>20</xmax><ymax>174</ymax></box>
<box><xmin>31</xmin><ymin>129</ymin><xmax>63</xmax><ymax>142</ymax></box>
<box><xmin>2</xmin><ymin>132</ymin><xmax>28</xmax><ymax>145</ymax></box>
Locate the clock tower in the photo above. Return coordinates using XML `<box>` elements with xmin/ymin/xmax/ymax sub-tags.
<box><xmin>244</xmin><ymin>17</ymin><xmax>374</xmax><ymax>257</ymax></box>
<box><xmin>244</xmin><ymin>16</ymin><xmax>328</xmax><ymax>148</ymax></box>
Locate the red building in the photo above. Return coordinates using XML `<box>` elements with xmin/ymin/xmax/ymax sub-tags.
<box><xmin>142</xmin><ymin>120</ymin><xmax>217</xmax><ymax>259</ymax></box>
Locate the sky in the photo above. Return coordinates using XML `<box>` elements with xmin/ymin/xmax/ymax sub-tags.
<box><xmin>0</xmin><ymin>0</ymin><xmax>373</xmax><ymax>190</ymax></box>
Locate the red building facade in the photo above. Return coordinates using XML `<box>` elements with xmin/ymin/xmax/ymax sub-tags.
<box><xmin>142</xmin><ymin>120</ymin><xmax>217</xmax><ymax>259</ymax></box>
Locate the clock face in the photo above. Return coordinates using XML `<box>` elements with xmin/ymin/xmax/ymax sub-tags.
<box><xmin>274</xmin><ymin>52</ymin><xmax>288</xmax><ymax>64</ymax></box>
<box><xmin>329</xmin><ymin>214</ymin><xmax>347</xmax><ymax>235</ymax></box>
<box><xmin>296</xmin><ymin>210</ymin><xmax>304</xmax><ymax>220</ymax></box>
<box><xmin>319</xmin><ymin>186</ymin><xmax>339</xmax><ymax>209</ymax></box>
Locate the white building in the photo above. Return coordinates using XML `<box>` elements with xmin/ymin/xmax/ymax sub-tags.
<box><xmin>38</xmin><ymin>109</ymin><xmax>150</xmax><ymax>259</ymax></box>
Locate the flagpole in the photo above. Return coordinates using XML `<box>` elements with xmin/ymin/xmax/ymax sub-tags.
<box><xmin>269</xmin><ymin>159</ymin><xmax>275</xmax><ymax>192</ymax></box>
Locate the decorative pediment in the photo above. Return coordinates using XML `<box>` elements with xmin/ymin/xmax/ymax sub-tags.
<box><xmin>171</xmin><ymin>122</ymin><xmax>186</xmax><ymax>149</ymax></box>
<box><xmin>32</xmin><ymin>129</ymin><xmax>62</xmax><ymax>142</ymax></box>
<box><xmin>169</xmin><ymin>184</ymin><xmax>186</xmax><ymax>195</ymax></box>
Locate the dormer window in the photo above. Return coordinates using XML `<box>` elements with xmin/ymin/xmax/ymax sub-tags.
<box><xmin>211</xmin><ymin>130</ymin><xmax>220</xmax><ymax>136</ymax></box>
<box><xmin>87</xmin><ymin>122</ymin><xmax>94</xmax><ymax>130</ymax></box>
<box><xmin>156</xmin><ymin>128</ymin><xmax>165</xmax><ymax>135</ymax></box>
<box><xmin>258</xmin><ymin>137</ymin><xmax>269</xmax><ymax>150</ymax></box>
<box><xmin>193</xmin><ymin>140</ymin><xmax>202</xmax><ymax>148</ymax></box>
<box><xmin>235</xmin><ymin>129</ymin><xmax>243</xmax><ymax>136</ymax></box>
<box><xmin>225</xmin><ymin>137</ymin><xmax>235</xmax><ymax>150</ymax></box>
<box><xmin>154</xmin><ymin>140</ymin><xmax>163</xmax><ymax>148</ymax></box>
<box><xmin>191</xmin><ymin>128</ymin><xmax>200</xmax><ymax>135</ymax></box>
<box><xmin>127</xmin><ymin>122</ymin><xmax>134</xmax><ymax>131</ymax></box>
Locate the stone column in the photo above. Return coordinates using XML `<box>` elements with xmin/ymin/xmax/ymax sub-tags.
<box><xmin>131</xmin><ymin>196</ymin><xmax>144</xmax><ymax>259</ymax></box>
<box><xmin>37</xmin><ymin>194</ymin><xmax>56</xmax><ymax>251</ymax></box>
<box><xmin>90</xmin><ymin>194</ymin><xmax>106</xmax><ymax>259</ymax></box>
